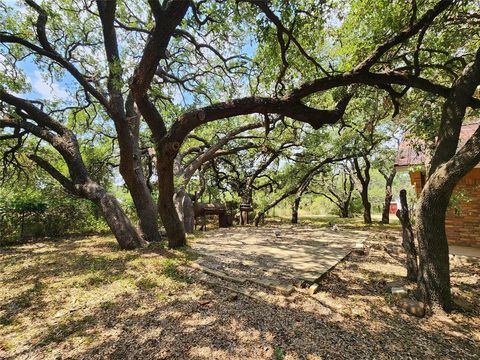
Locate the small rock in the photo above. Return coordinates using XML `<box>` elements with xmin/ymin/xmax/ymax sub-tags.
<box><xmin>391</xmin><ymin>287</ymin><xmax>408</xmax><ymax>299</ymax></box>
<box><xmin>398</xmin><ymin>299</ymin><xmax>425</xmax><ymax>317</ymax></box>
<box><xmin>198</xmin><ymin>299</ymin><xmax>211</xmax><ymax>306</ymax></box>
<box><xmin>308</xmin><ymin>283</ymin><xmax>320</xmax><ymax>295</ymax></box>
<box><xmin>353</xmin><ymin>243</ymin><xmax>366</xmax><ymax>255</ymax></box>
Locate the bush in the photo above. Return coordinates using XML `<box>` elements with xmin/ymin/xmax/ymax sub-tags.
<box><xmin>0</xmin><ymin>189</ymin><xmax>108</xmax><ymax>245</ymax></box>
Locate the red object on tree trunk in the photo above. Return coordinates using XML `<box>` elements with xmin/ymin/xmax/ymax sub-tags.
<box><xmin>389</xmin><ymin>202</ymin><xmax>398</xmax><ymax>214</ymax></box>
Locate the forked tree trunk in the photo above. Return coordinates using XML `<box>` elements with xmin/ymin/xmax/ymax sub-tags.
<box><xmin>96</xmin><ymin>2</ymin><xmax>161</xmax><ymax>243</ymax></box>
<box><xmin>395</xmin><ymin>189</ymin><xmax>418</xmax><ymax>282</ymax></box>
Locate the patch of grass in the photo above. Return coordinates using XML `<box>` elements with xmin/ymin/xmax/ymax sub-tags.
<box><xmin>85</xmin><ymin>273</ymin><xmax>108</xmax><ymax>287</ymax></box>
<box><xmin>268</xmin><ymin>214</ymin><xmax>401</xmax><ymax>230</ymax></box>
<box><xmin>0</xmin><ymin>338</ymin><xmax>15</xmax><ymax>352</ymax></box>
<box><xmin>14</xmin><ymin>279</ymin><xmax>45</xmax><ymax>309</ymax></box>
<box><xmin>146</xmin><ymin>241</ymin><xmax>167</xmax><ymax>250</ymax></box>
<box><xmin>0</xmin><ymin>315</ymin><xmax>15</xmax><ymax>326</ymax></box>
<box><xmin>0</xmin><ymin>234</ymin><xmax>197</xmax><ymax>357</ymax></box>
<box><xmin>156</xmin><ymin>293</ymin><xmax>169</xmax><ymax>302</ymax></box>
<box><xmin>135</xmin><ymin>275</ymin><xmax>159</xmax><ymax>290</ymax></box>
<box><xmin>99</xmin><ymin>300</ymin><xmax>116</xmax><ymax>310</ymax></box>
<box><xmin>161</xmin><ymin>258</ymin><xmax>192</xmax><ymax>284</ymax></box>
<box><xmin>38</xmin><ymin>315</ymin><xmax>97</xmax><ymax>346</ymax></box>
<box><xmin>274</xmin><ymin>346</ymin><xmax>285</xmax><ymax>360</ymax></box>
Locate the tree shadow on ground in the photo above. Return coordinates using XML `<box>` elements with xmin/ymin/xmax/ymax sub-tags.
<box><xmin>1</xmin><ymin>231</ymin><xmax>479</xmax><ymax>360</ymax></box>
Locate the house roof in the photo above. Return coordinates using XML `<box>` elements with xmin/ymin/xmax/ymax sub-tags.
<box><xmin>394</xmin><ymin>121</ymin><xmax>480</xmax><ymax>168</ymax></box>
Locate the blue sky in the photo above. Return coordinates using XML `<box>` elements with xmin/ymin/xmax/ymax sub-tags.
<box><xmin>16</xmin><ymin>59</ymin><xmax>71</xmax><ymax>101</ymax></box>
<box><xmin>2</xmin><ymin>1</ymin><xmax>69</xmax><ymax>100</ymax></box>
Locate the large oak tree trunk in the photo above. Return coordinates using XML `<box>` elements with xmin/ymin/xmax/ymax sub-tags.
<box><xmin>396</xmin><ymin>189</ymin><xmax>418</xmax><ymax>282</ymax></box>
<box><xmin>416</xmin><ymin>133</ymin><xmax>480</xmax><ymax>311</ymax></box>
<box><xmin>157</xmin><ymin>150</ymin><xmax>186</xmax><ymax>248</ymax></box>
<box><xmin>361</xmin><ymin>193</ymin><xmax>372</xmax><ymax>224</ymax></box>
<box><xmin>416</xmin><ymin>178</ymin><xmax>452</xmax><ymax>310</ymax></box>
<box><xmin>415</xmin><ymin>48</ymin><xmax>480</xmax><ymax>311</ymax></box>
<box><xmin>92</xmin><ymin>187</ymin><xmax>146</xmax><ymax>250</ymax></box>
<box><xmin>121</xmin><ymin>163</ymin><xmax>160</xmax><ymax>241</ymax></box>
<box><xmin>96</xmin><ymin>3</ymin><xmax>161</xmax><ymax>243</ymax></box>
<box><xmin>117</xmin><ymin>98</ymin><xmax>160</xmax><ymax>242</ymax></box>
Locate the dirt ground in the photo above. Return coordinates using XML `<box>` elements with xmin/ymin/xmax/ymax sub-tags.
<box><xmin>0</xmin><ymin>223</ymin><xmax>479</xmax><ymax>360</ymax></box>
<box><xmin>191</xmin><ymin>224</ymin><xmax>371</xmax><ymax>283</ymax></box>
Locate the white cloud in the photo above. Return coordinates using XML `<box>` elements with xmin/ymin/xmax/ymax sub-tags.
<box><xmin>29</xmin><ymin>70</ymin><xmax>68</xmax><ymax>101</ymax></box>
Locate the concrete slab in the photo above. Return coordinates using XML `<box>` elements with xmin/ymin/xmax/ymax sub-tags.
<box><xmin>449</xmin><ymin>245</ymin><xmax>480</xmax><ymax>258</ymax></box>
<box><xmin>190</xmin><ymin>224</ymin><xmax>370</xmax><ymax>283</ymax></box>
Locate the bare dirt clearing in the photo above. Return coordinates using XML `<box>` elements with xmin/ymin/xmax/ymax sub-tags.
<box><xmin>0</xmin><ymin>225</ymin><xmax>478</xmax><ymax>359</ymax></box>
<box><xmin>190</xmin><ymin>224</ymin><xmax>370</xmax><ymax>283</ymax></box>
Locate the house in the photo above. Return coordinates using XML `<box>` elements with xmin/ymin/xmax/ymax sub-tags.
<box><xmin>394</xmin><ymin>122</ymin><xmax>480</xmax><ymax>248</ymax></box>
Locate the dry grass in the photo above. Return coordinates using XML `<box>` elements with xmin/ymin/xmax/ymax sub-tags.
<box><xmin>0</xmin><ymin>228</ymin><xmax>479</xmax><ymax>359</ymax></box>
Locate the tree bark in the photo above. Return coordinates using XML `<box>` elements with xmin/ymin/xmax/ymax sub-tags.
<box><xmin>416</xmin><ymin>175</ymin><xmax>453</xmax><ymax>310</ymax></box>
<box><xmin>381</xmin><ymin>169</ymin><xmax>396</xmax><ymax>224</ymax></box>
<box><xmin>353</xmin><ymin>157</ymin><xmax>372</xmax><ymax>224</ymax></box>
<box><xmin>291</xmin><ymin>197</ymin><xmax>301</xmax><ymax>224</ymax></box>
<box><xmin>96</xmin><ymin>1</ymin><xmax>160</xmax><ymax>242</ymax></box>
<box><xmin>340</xmin><ymin>203</ymin><xmax>349</xmax><ymax>218</ymax></box>
<box><xmin>87</xmin><ymin>183</ymin><xmax>146</xmax><ymax>250</ymax></box>
<box><xmin>174</xmin><ymin>187</ymin><xmax>195</xmax><ymax>234</ymax></box>
<box><xmin>29</xmin><ymin>153</ymin><xmax>145</xmax><ymax>250</ymax></box>
<box><xmin>157</xmin><ymin>148</ymin><xmax>186</xmax><ymax>248</ymax></box>
<box><xmin>118</xmin><ymin>98</ymin><xmax>160</xmax><ymax>242</ymax></box>
<box><xmin>362</xmin><ymin>195</ymin><xmax>372</xmax><ymax>224</ymax></box>
<box><xmin>396</xmin><ymin>189</ymin><xmax>418</xmax><ymax>282</ymax></box>
<box><xmin>415</xmin><ymin>47</ymin><xmax>480</xmax><ymax>311</ymax></box>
